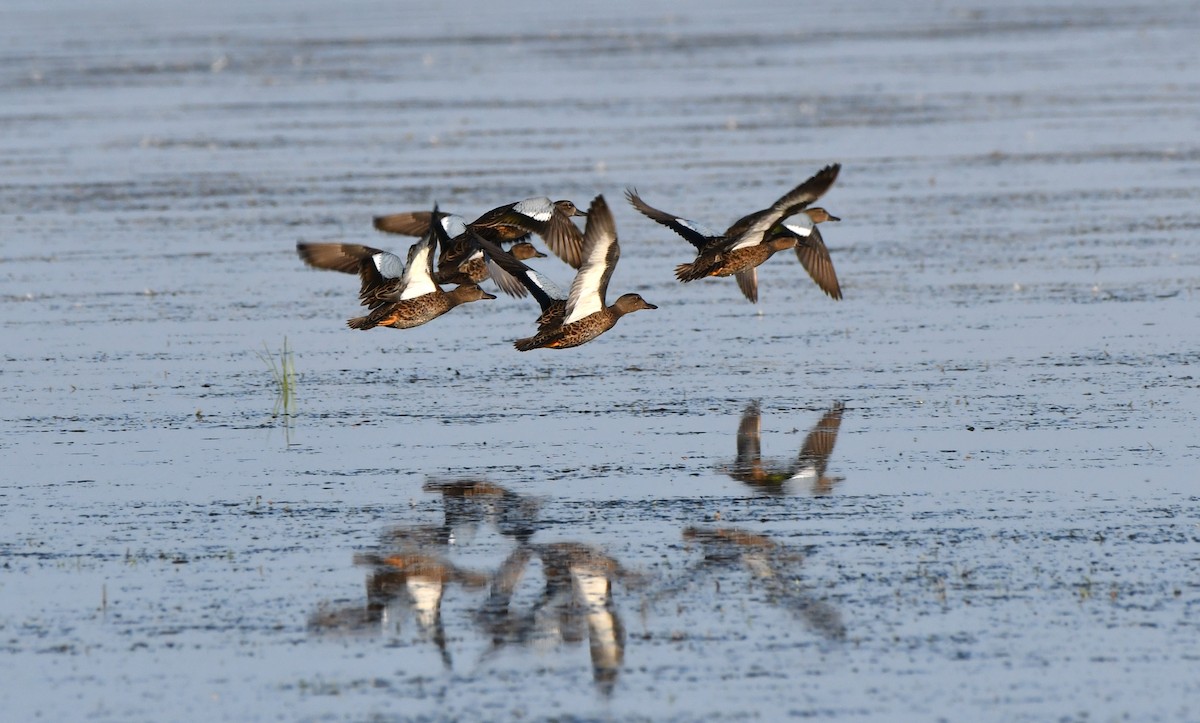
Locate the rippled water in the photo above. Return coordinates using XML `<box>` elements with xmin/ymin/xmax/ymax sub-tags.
<box><xmin>3</xmin><ymin>0</ymin><xmax>1199</xmax><ymax>720</ymax></box>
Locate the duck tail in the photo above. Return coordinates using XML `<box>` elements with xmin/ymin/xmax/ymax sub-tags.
<box><xmin>346</xmin><ymin>314</ymin><xmax>376</xmax><ymax>330</ymax></box>
<box><xmin>513</xmin><ymin>335</ymin><xmax>540</xmax><ymax>352</ymax></box>
<box><xmin>674</xmin><ymin>261</ymin><xmax>705</xmax><ymax>283</ymax></box>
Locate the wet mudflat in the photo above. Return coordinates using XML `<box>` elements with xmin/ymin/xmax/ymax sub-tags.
<box><xmin>3</xmin><ymin>0</ymin><xmax>1200</xmax><ymax>720</ymax></box>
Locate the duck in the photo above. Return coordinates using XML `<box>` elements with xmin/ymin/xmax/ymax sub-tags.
<box><xmin>679</xmin><ymin>525</ymin><xmax>845</xmax><ymax>639</ymax></box>
<box><xmin>729</xmin><ymin>400</ymin><xmax>846</xmax><ymax>495</ymax></box>
<box><xmin>373</xmin><ymin>196</ymin><xmax>587</xmax><ymax>292</ymax></box>
<box><xmin>474</xmin><ymin>195</ymin><xmax>657</xmax><ymax>350</ymax></box>
<box><xmin>296</xmin><ymin>204</ymin><xmax>496</xmax><ymax>330</ymax></box>
<box><xmin>625</xmin><ymin>163</ymin><xmax>842</xmax><ymax>303</ymax></box>
<box><xmin>372</xmin><ymin>210</ymin><xmax>546</xmax><ymax>296</ymax></box>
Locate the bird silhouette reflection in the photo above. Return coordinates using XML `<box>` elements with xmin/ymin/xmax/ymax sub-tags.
<box><xmin>728</xmin><ymin>401</ymin><xmax>846</xmax><ymax>495</ymax></box>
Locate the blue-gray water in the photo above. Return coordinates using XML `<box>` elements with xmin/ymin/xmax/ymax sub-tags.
<box><xmin>3</xmin><ymin>0</ymin><xmax>1199</xmax><ymax>720</ymax></box>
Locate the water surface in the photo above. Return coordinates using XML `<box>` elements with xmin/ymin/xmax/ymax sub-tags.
<box><xmin>3</xmin><ymin>0</ymin><xmax>1199</xmax><ymax>720</ymax></box>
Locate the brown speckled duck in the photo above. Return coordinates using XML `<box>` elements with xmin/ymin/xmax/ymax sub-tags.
<box><xmin>296</xmin><ymin>204</ymin><xmax>495</xmax><ymax>331</ymax></box>
<box><xmin>487</xmin><ymin>195</ymin><xmax>656</xmax><ymax>351</ymax></box>
<box><xmin>626</xmin><ymin>163</ymin><xmax>842</xmax><ymax>303</ymax></box>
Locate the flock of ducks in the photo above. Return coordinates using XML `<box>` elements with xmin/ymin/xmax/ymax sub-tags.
<box><xmin>297</xmin><ymin>164</ymin><xmax>844</xmax><ymax>351</ymax></box>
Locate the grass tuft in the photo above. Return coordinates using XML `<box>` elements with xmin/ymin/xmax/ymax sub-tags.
<box><xmin>258</xmin><ymin>336</ymin><xmax>297</xmax><ymax>419</ymax></box>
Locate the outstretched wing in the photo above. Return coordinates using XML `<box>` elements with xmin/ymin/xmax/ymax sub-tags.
<box><xmin>791</xmin><ymin>226</ymin><xmax>842</xmax><ymax>300</ymax></box>
<box><xmin>735</xmin><ymin>401</ymin><xmax>764</xmax><ymax>472</ymax></box>
<box><xmin>297</xmin><ymin>242</ymin><xmax>406</xmax><ymax>309</ymax></box>
<box><xmin>768</xmin><ymin>163</ymin><xmax>841</xmax><ymax>220</ymax></box>
<box><xmin>563</xmin><ymin>195</ymin><xmax>619</xmax><ymax>324</ymax></box>
<box><xmin>395</xmin><ymin>206</ymin><xmax>441</xmax><ymax>300</ymax></box>
<box><xmin>474</xmin><ymin>197</ymin><xmax>585</xmax><ymax>269</ymax></box>
<box><xmin>725</xmin><ymin>164</ymin><xmax>841</xmax><ymax>247</ymax></box>
<box><xmin>296</xmin><ymin>242</ymin><xmax>386</xmax><ymax>275</ymax></box>
<box><xmin>373</xmin><ymin>211</ymin><xmax>434</xmax><ymax>236</ymax></box>
<box><xmin>791</xmin><ymin>402</ymin><xmax>845</xmax><ymax>480</ymax></box>
<box><xmin>625</xmin><ymin>188</ymin><xmax>720</xmax><ymax>250</ymax></box>
<box><xmin>734</xmin><ymin>267</ymin><xmax>758</xmax><ymax>303</ymax></box>
<box><xmin>473</xmin><ymin>232</ymin><xmax>566</xmax><ymax>313</ymax></box>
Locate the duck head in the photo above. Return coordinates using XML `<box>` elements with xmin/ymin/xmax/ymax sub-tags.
<box><xmin>611</xmin><ymin>293</ymin><xmax>658</xmax><ymax>315</ymax></box>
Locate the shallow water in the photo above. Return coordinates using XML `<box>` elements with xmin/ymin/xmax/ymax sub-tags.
<box><xmin>3</xmin><ymin>0</ymin><xmax>1200</xmax><ymax>720</ymax></box>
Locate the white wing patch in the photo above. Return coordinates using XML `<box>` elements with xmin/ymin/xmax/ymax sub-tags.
<box><xmin>789</xmin><ymin>464</ymin><xmax>819</xmax><ymax>483</ymax></box>
<box><xmin>440</xmin><ymin>214</ymin><xmax>467</xmax><ymax>238</ymax></box>
<box><xmin>676</xmin><ymin>217</ymin><xmax>720</xmax><ymax>237</ymax></box>
<box><xmin>563</xmin><ymin>263</ymin><xmax>605</xmax><ymax>323</ymax></box>
<box><xmin>512</xmin><ymin>197</ymin><xmax>554</xmax><ymax>223</ymax></box>
<box><xmin>729</xmin><ymin>215</ymin><xmax>815</xmax><ymax>251</ymax></box>
<box><xmin>563</xmin><ymin>237</ymin><xmax>611</xmax><ymax>324</ymax></box>
<box><xmin>528</xmin><ymin>269</ymin><xmax>567</xmax><ymax>300</ymax></box>
<box><xmin>728</xmin><ymin>235</ymin><xmax>763</xmax><ymax>251</ymax></box>
<box><xmin>372</xmin><ymin>251</ymin><xmax>406</xmax><ymax>279</ymax></box>
<box><xmin>782</xmin><ymin>218</ymin><xmax>815</xmax><ymax>237</ymax></box>
<box><xmin>405</xmin><ymin>578</ymin><xmax>443</xmax><ymax>628</ymax></box>
<box><xmin>398</xmin><ymin>240</ymin><xmax>438</xmax><ymax>300</ymax></box>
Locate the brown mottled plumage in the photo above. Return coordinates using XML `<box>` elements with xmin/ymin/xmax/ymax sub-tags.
<box><xmin>674</xmin><ymin>234</ymin><xmax>798</xmax><ymax>282</ymax></box>
<box><xmin>346</xmin><ymin>283</ymin><xmax>495</xmax><ymax>330</ymax></box>
<box><xmin>485</xmin><ymin>195</ymin><xmax>657</xmax><ymax>351</ymax></box>
<box><xmin>298</xmin><ymin>203</ymin><xmax>496</xmax><ymax>330</ymax></box>
<box><xmin>626</xmin><ymin>163</ymin><xmax>842</xmax><ymax>303</ymax></box>
<box><xmin>513</xmin><ymin>293</ymin><xmax>656</xmax><ymax>350</ymax></box>
<box><xmin>732</xmin><ymin>208</ymin><xmax>842</xmax><ymax>303</ymax></box>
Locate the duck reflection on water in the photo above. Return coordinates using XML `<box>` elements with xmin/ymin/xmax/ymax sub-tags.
<box><xmin>421</xmin><ymin>478</ymin><xmax>541</xmax><ymax>544</ymax></box>
<box><xmin>358</xmin><ymin>551</ymin><xmax>487</xmax><ymax>668</ymax></box>
<box><xmin>308</xmin><ymin>522</ymin><xmax>487</xmax><ymax>668</ymax></box>
<box><xmin>676</xmin><ymin>526</ymin><xmax>846</xmax><ymax>641</ymax></box>
<box><xmin>727</xmin><ymin>401</ymin><xmax>846</xmax><ymax>495</ymax></box>
<box><xmin>477</xmin><ymin>542</ymin><xmax>632</xmax><ymax>696</ymax></box>
<box><xmin>308</xmin><ymin>480</ymin><xmax>630</xmax><ymax>692</ymax></box>
<box><xmin>307</xmin><ymin>478</ymin><xmax>535</xmax><ymax>660</ymax></box>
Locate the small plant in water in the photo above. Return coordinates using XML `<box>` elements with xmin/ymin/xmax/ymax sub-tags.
<box><xmin>257</xmin><ymin>336</ymin><xmax>297</xmax><ymax>419</ymax></box>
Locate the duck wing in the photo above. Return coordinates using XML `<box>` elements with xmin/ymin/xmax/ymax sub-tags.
<box><xmin>373</xmin><ymin>211</ymin><xmax>434</xmax><ymax>236</ymax></box>
<box><xmin>297</xmin><ymin>242</ymin><xmax>385</xmax><ymax>274</ymax></box>
<box><xmin>472</xmin><ymin>233</ymin><xmax>566</xmax><ymax>313</ymax></box>
<box><xmin>790</xmin><ymin>402</ymin><xmax>845</xmax><ymax>480</ymax></box>
<box><xmin>394</xmin><ymin>206</ymin><xmax>442</xmax><ymax>301</ymax></box>
<box><xmin>625</xmin><ymin>188</ymin><xmax>721</xmax><ymax>251</ymax></box>
<box><xmin>563</xmin><ymin>195</ymin><xmax>619</xmax><ymax>325</ymax></box>
<box><xmin>296</xmin><ymin>242</ymin><xmax>406</xmax><ymax>309</ymax></box>
<box><xmin>725</xmin><ymin>164</ymin><xmax>841</xmax><ymax>247</ymax></box>
<box><xmin>474</xmin><ymin>197</ymin><xmax>586</xmax><ymax>269</ymax></box>
<box><xmin>791</xmin><ymin>226</ymin><xmax>842</xmax><ymax>300</ymax></box>
<box><xmin>734</xmin><ymin>267</ymin><xmax>758</xmax><ymax>303</ymax></box>
<box><xmin>735</xmin><ymin>401</ymin><xmax>764</xmax><ymax>474</ymax></box>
